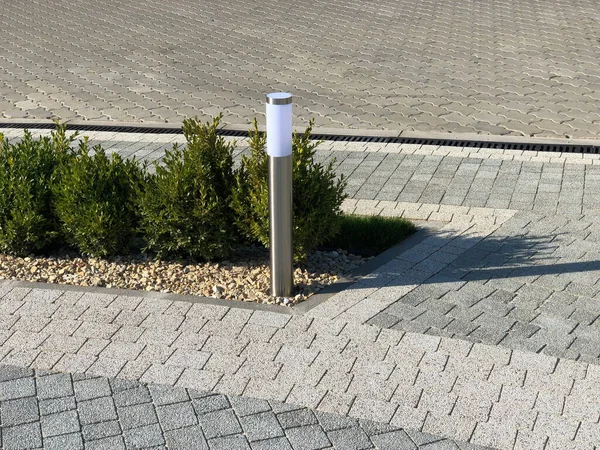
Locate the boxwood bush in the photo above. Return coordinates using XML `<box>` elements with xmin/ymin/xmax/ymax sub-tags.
<box><xmin>0</xmin><ymin>125</ymin><xmax>76</xmax><ymax>255</ymax></box>
<box><xmin>136</xmin><ymin>115</ymin><xmax>238</xmax><ymax>260</ymax></box>
<box><xmin>232</xmin><ymin>119</ymin><xmax>347</xmax><ymax>261</ymax></box>
<box><xmin>0</xmin><ymin>115</ymin><xmax>350</xmax><ymax>263</ymax></box>
<box><xmin>52</xmin><ymin>137</ymin><xmax>146</xmax><ymax>257</ymax></box>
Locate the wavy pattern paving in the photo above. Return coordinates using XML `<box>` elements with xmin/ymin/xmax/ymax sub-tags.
<box><xmin>1</xmin><ymin>0</ymin><xmax>599</xmax><ymax>137</ymax></box>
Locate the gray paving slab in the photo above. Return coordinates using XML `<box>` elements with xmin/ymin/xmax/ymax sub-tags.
<box><xmin>1</xmin><ymin>0</ymin><xmax>600</xmax><ymax>138</ymax></box>
<box><xmin>0</xmin><ymin>364</ymin><xmax>475</xmax><ymax>450</ymax></box>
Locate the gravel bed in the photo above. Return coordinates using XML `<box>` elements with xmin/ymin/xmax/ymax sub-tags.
<box><xmin>0</xmin><ymin>247</ymin><xmax>370</xmax><ymax>306</ymax></box>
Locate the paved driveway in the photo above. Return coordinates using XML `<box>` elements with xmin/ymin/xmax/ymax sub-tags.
<box><xmin>1</xmin><ymin>0</ymin><xmax>599</xmax><ymax>138</ymax></box>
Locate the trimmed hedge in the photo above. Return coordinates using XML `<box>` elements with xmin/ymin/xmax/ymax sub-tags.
<box><xmin>136</xmin><ymin>115</ymin><xmax>238</xmax><ymax>260</ymax></box>
<box><xmin>0</xmin><ymin>116</ymin><xmax>348</xmax><ymax>261</ymax></box>
<box><xmin>232</xmin><ymin>119</ymin><xmax>347</xmax><ymax>261</ymax></box>
<box><xmin>0</xmin><ymin>125</ymin><xmax>76</xmax><ymax>255</ymax></box>
<box><xmin>52</xmin><ymin>138</ymin><xmax>145</xmax><ymax>257</ymax></box>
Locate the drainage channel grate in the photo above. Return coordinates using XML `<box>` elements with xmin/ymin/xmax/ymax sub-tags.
<box><xmin>1</xmin><ymin>122</ymin><xmax>599</xmax><ymax>154</ymax></box>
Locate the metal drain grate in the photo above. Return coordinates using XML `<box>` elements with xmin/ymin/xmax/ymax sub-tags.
<box><xmin>1</xmin><ymin>122</ymin><xmax>599</xmax><ymax>154</ymax></box>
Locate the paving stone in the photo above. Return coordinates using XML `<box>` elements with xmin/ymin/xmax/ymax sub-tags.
<box><xmin>285</xmin><ymin>424</ymin><xmax>332</xmax><ymax>450</ymax></box>
<box><xmin>284</xmin><ymin>385</ymin><xmax>327</xmax><ymax>410</ymax></box>
<box><xmin>39</xmin><ymin>396</ymin><xmax>77</xmax><ymax>415</ymax></box>
<box><xmin>164</xmin><ymin>425</ymin><xmax>209</xmax><ymax>450</ymax></box>
<box><xmin>193</xmin><ymin>394</ymin><xmax>232</xmax><ymax>415</ymax></box>
<box><xmin>327</xmin><ymin>426</ymin><xmax>372</xmax><ymax>450</ymax></box>
<box><xmin>84</xmin><ymin>435</ymin><xmax>126</xmax><ymax>450</ymax></box>
<box><xmin>113</xmin><ymin>385</ymin><xmax>152</xmax><ymax>407</ymax></box>
<box><xmin>0</xmin><ymin>365</ymin><xmax>32</xmax><ymax>382</ymax></box>
<box><xmin>140</xmin><ymin>364</ymin><xmax>184</xmax><ymax>385</ymax></box>
<box><xmin>44</xmin><ymin>432</ymin><xmax>84</xmax><ymax>450</ymax></box>
<box><xmin>277</xmin><ymin>409</ymin><xmax>319</xmax><ymax>429</ymax></box>
<box><xmin>166</xmin><ymin>348</ymin><xmax>210</xmax><ymax>369</ymax></box>
<box><xmin>358</xmin><ymin>419</ymin><xmax>398</xmax><ymax>437</ymax></box>
<box><xmin>123</xmin><ymin>423</ymin><xmax>165</xmax><ymax>448</ymax></box>
<box><xmin>471</xmin><ymin>420</ymin><xmax>518</xmax><ymax>449</ymax></box>
<box><xmin>0</xmin><ymin>376</ymin><xmax>35</xmax><ymax>401</ymax></box>
<box><xmin>82</xmin><ymin>420</ymin><xmax>121</xmax><ymax>442</ymax></box>
<box><xmin>349</xmin><ymin>396</ymin><xmax>398</xmax><ymax>423</ymax></box>
<box><xmin>73</xmin><ymin>377</ymin><xmax>111</xmax><ymax>401</ymax></box>
<box><xmin>149</xmin><ymin>385</ymin><xmax>190</xmax><ymax>405</ymax></box>
<box><xmin>100</xmin><ymin>341</ymin><xmax>144</xmax><ymax>360</ymax></box>
<box><xmin>209</xmin><ymin>434</ymin><xmax>251</xmax><ymax>450</ymax></box>
<box><xmin>156</xmin><ymin>402</ymin><xmax>197</xmax><ymax>431</ymax></box>
<box><xmin>117</xmin><ymin>402</ymin><xmax>158</xmax><ymax>429</ymax></box>
<box><xmin>239</xmin><ymin>411</ymin><xmax>285</xmax><ymax>442</ymax></box>
<box><xmin>2</xmin><ymin>422</ymin><xmax>43</xmax><ymax>450</ymax></box>
<box><xmin>198</xmin><ymin>408</ymin><xmax>242</xmax><ymax>439</ymax></box>
<box><xmin>109</xmin><ymin>378</ymin><xmax>140</xmax><ymax>393</ymax></box>
<box><xmin>77</xmin><ymin>397</ymin><xmax>117</xmax><ymax>425</ymax></box>
<box><xmin>370</xmin><ymin>430</ymin><xmax>418</xmax><ymax>449</ymax></box>
<box><xmin>268</xmin><ymin>401</ymin><xmax>303</xmax><ymax>414</ymax></box>
<box><xmin>0</xmin><ymin>396</ymin><xmax>39</xmax><ymax>426</ymax></box>
<box><xmin>250</xmin><ymin>436</ymin><xmax>293</xmax><ymax>450</ymax></box>
<box><xmin>40</xmin><ymin>410</ymin><xmax>80</xmax><ymax>437</ymax></box>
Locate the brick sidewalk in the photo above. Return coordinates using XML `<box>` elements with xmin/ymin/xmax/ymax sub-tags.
<box><xmin>2</xmin><ymin>364</ymin><xmax>471</xmax><ymax>450</ymax></box>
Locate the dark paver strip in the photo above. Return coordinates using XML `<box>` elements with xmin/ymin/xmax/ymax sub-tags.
<box><xmin>0</xmin><ymin>364</ymin><xmax>480</xmax><ymax>449</ymax></box>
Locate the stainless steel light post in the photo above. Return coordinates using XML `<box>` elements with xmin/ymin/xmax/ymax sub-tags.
<box><xmin>266</xmin><ymin>92</ymin><xmax>293</xmax><ymax>298</ymax></box>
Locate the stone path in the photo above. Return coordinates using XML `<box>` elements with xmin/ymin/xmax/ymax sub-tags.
<box><xmin>313</xmin><ymin>206</ymin><xmax>600</xmax><ymax>365</ymax></box>
<box><xmin>1</xmin><ymin>128</ymin><xmax>600</xmax><ymax>448</ymax></box>
<box><xmin>1</xmin><ymin>0</ymin><xmax>600</xmax><ymax>138</ymax></box>
<box><xmin>1</xmin><ymin>364</ymin><xmax>473</xmax><ymax>450</ymax></box>
<box><xmin>0</xmin><ymin>279</ymin><xmax>599</xmax><ymax>449</ymax></box>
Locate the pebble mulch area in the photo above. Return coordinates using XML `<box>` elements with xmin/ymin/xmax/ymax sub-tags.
<box><xmin>0</xmin><ymin>247</ymin><xmax>369</xmax><ymax>306</ymax></box>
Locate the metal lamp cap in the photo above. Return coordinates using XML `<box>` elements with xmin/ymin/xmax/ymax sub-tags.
<box><xmin>266</xmin><ymin>92</ymin><xmax>293</xmax><ymax>105</ymax></box>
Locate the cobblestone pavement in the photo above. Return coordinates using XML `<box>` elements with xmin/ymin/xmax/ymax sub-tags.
<box><xmin>0</xmin><ymin>281</ymin><xmax>599</xmax><ymax>449</ymax></box>
<box><xmin>1</xmin><ymin>129</ymin><xmax>600</xmax><ymax>448</ymax></box>
<box><xmin>1</xmin><ymin>0</ymin><xmax>600</xmax><ymax>138</ymax></box>
<box><xmin>0</xmin><ymin>364</ymin><xmax>480</xmax><ymax>450</ymax></box>
<box><xmin>315</xmin><ymin>206</ymin><xmax>600</xmax><ymax>366</ymax></box>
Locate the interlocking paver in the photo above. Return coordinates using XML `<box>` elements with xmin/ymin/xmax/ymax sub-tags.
<box><xmin>0</xmin><ymin>397</ymin><xmax>39</xmax><ymax>426</ymax></box>
<box><xmin>73</xmin><ymin>377</ymin><xmax>111</xmax><ymax>401</ymax></box>
<box><xmin>123</xmin><ymin>423</ymin><xmax>165</xmax><ymax>448</ymax></box>
<box><xmin>82</xmin><ymin>420</ymin><xmax>121</xmax><ymax>442</ymax></box>
<box><xmin>156</xmin><ymin>402</ymin><xmax>197</xmax><ymax>431</ymax></box>
<box><xmin>40</xmin><ymin>410</ymin><xmax>80</xmax><ymax>437</ymax></box>
<box><xmin>2</xmin><ymin>422</ymin><xmax>43</xmax><ymax>450</ymax></box>
<box><xmin>239</xmin><ymin>411</ymin><xmax>285</xmax><ymax>442</ymax></box>
<box><xmin>1</xmin><ymin>135</ymin><xmax>600</xmax><ymax>450</ymax></box>
<box><xmin>2</xmin><ymin>0</ymin><xmax>600</xmax><ymax>138</ymax></box>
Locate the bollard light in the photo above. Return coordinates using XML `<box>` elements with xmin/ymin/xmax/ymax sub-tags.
<box><xmin>266</xmin><ymin>92</ymin><xmax>294</xmax><ymax>298</ymax></box>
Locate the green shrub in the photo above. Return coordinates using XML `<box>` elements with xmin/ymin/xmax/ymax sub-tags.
<box><xmin>0</xmin><ymin>125</ymin><xmax>76</xmax><ymax>255</ymax></box>
<box><xmin>52</xmin><ymin>138</ymin><xmax>145</xmax><ymax>257</ymax></box>
<box><xmin>137</xmin><ymin>115</ymin><xmax>237</xmax><ymax>260</ymax></box>
<box><xmin>232</xmin><ymin>119</ymin><xmax>347</xmax><ymax>261</ymax></box>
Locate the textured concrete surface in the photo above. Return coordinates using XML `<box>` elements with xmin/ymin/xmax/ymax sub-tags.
<box><xmin>0</xmin><ymin>364</ymin><xmax>483</xmax><ymax>450</ymax></box>
<box><xmin>1</xmin><ymin>0</ymin><xmax>600</xmax><ymax>138</ymax></box>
